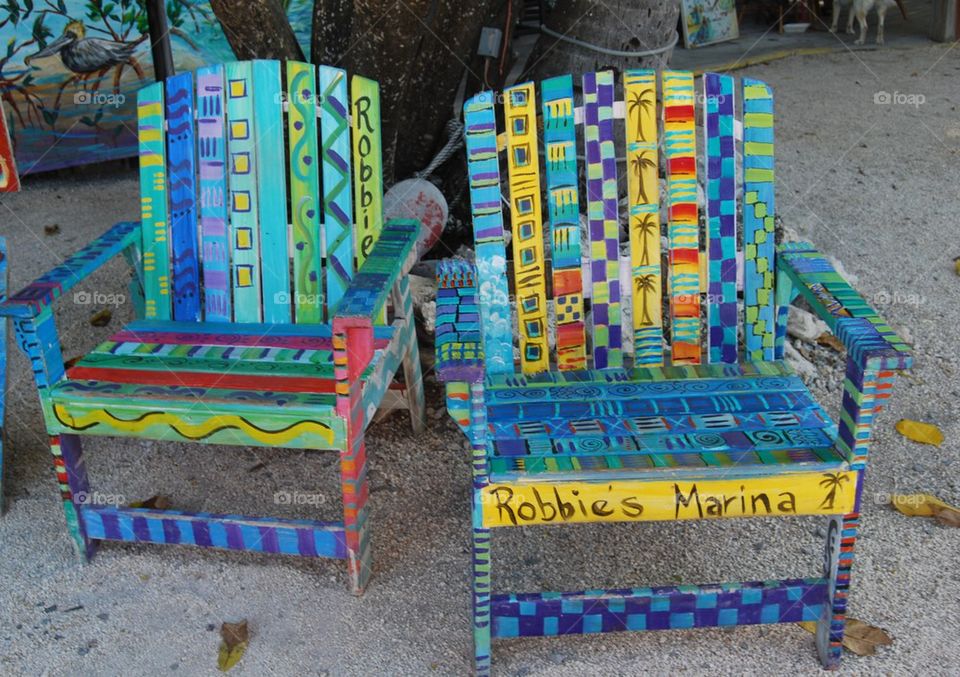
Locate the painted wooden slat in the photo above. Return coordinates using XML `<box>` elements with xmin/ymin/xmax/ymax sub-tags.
<box><xmin>224</xmin><ymin>61</ymin><xmax>262</xmax><ymax>322</ymax></box>
<box><xmin>582</xmin><ymin>70</ymin><xmax>622</xmax><ymax>369</ymax></box>
<box><xmin>623</xmin><ymin>69</ymin><xmax>663</xmax><ymax>366</ymax></box>
<box><xmin>704</xmin><ymin>73</ymin><xmax>738</xmax><ymax>364</ymax></box>
<box><xmin>662</xmin><ymin>70</ymin><xmax>700</xmax><ymax>365</ymax></box>
<box><xmin>742</xmin><ymin>77</ymin><xmax>777</xmax><ymax>362</ymax></box>
<box><xmin>285</xmin><ymin>61</ymin><xmax>324</xmax><ymax>323</ymax></box>
<box><xmin>351</xmin><ymin>75</ymin><xmax>384</xmax><ymax>265</ymax></box>
<box><xmin>0</xmin><ymin>237</ymin><xmax>6</xmax><ymax>509</ymax></box>
<box><xmin>463</xmin><ymin>92</ymin><xmax>514</xmax><ymax>375</ymax></box>
<box><xmin>319</xmin><ymin>65</ymin><xmax>354</xmax><ymax>312</ymax></box>
<box><xmin>252</xmin><ymin>60</ymin><xmax>291</xmax><ymax>323</ymax></box>
<box><xmin>196</xmin><ymin>64</ymin><xmax>231</xmax><ymax>322</ymax></box>
<box><xmin>164</xmin><ymin>72</ymin><xmax>201</xmax><ymax>322</ymax></box>
<box><xmin>81</xmin><ymin>505</ymin><xmax>348</xmax><ymax>558</ymax></box>
<box><xmin>541</xmin><ymin>75</ymin><xmax>586</xmax><ymax>371</ymax></box>
<box><xmin>137</xmin><ymin>82</ymin><xmax>172</xmax><ymax>320</ymax></box>
<box><xmin>503</xmin><ymin>82</ymin><xmax>549</xmax><ymax>373</ymax></box>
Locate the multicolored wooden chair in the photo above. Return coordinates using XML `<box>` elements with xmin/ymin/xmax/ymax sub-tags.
<box><xmin>0</xmin><ymin>60</ymin><xmax>424</xmax><ymax>594</ymax></box>
<box><xmin>436</xmin><ymin>70</ymin><xmax>911</xmax><ymax>672</ymax></box>
<box><xmin>0</xmin><ymin>237</ymin><xmax>7</xmax><ymax>513</ymax></box>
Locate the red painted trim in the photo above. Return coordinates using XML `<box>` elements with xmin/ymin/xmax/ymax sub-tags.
<box><xmin>66</xmin><ymin>366</ymin><xmax>338</xmax><ymax>393</ymax></box>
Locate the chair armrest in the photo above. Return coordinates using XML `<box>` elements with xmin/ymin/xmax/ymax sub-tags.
<box><xmin>0</xmin><ymin>221</ymin><xmax>141</xmax><ymax>319</ymax></box>
<box><xmin>436</xmin><ymin>259</ymin><xmax>484</xmax><ymax>384</ymax></box>
<box><xmin>333</xmin><ymin>219</ymin><xmax>419</xmax><ymax>321</ymax></box>
<box><xmin>778</xmin><ymin>241</ymin><xmax>912</xmax><ymax>371</ymax></box>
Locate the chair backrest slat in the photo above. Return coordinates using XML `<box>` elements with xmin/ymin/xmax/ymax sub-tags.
<box><xmin>165</xmin><ymin>71</ymin><xmax>201</xmax><ymax>322</ymax></box>
<box><xmin>463</xmin><ymin>93</ymin><xmax>514</xmax><ymax>376</ymax></box>
<box><xmin>137</xmin><ymin>81</ymin><xmax>172</xmax><ymax>320</ymax></box>
<box><xmin>504</xmin><ymin>82</ymin><xmax>550</xmax><ymax>374</ymax></box>
<box><xmin>541</xmin><ymin>74</ymin><xmax>586</xmax><ymax>371</ymax></box>
<box><xmin>582</xmin><ymin>70</ymin><xmax>623</xmax><ymax>370</ymax></box>
<box><xmin>704</xmin><ymin>72</ymin><xmax>738</xmax><ymax>364</ymax></box>
<box><xmin>252</xmin><ymin>60</ymin><xmax>292</xmax><ymax>323</ymax></box>
<box><xmin>196</xmin><ymin>64</ymin><xmax>231</xmax><ymax>322</ymax></box>
<box><xmin>285</xmin><ymin>61</ymin><xmax>324</xmax><ymax>323</ymax></box>
<box><xmin>662</xmin><ymin>70</ymin><xmax>701</xmax><ymax>365</ymax></box>
<box><xmin>351</xmin><ymin>75</ymin><xmax>385</xmax><ymax>267</ymax></box>
<box><xmin>224</xmin><ymin>61</ymin><xmax>262</xmax><ymax>322</ymax></box>
<box><xmin>319</xmin><ymin>65</ymin><xmax>354</xmax><ymax>312</ymax></box>
<box><xmin>624</xmin><ymin>69</ymin><xmax>663</xmax><ymax>366</ymax></box>
<box><xmin>742</xmin><ymin>77</ymin><xmax>776</xmax><ymax>362</ymax></box>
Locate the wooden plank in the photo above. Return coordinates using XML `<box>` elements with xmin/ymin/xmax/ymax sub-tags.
<box><xmin>503</xmin><ymin>82</ymin><xmax>549</xmax><ymax>374</ymax></box>
<box><xmin>0</xmin><ymin>237</ymin><xmax>6</xmax><ymax>509</ymax></box>
<box><xmin>480</xmin><ymin>470</ymin><xmax>857</xmax><ymax>527</ymax></box>
<box><xmin>137</xmin><ymin>82</ymin><xmax>172</xmax><ymax>320</ymax></box>
<box><xmin>540</xmin><ymin>75</ymin><xmax>586</xmax><ymax>371</ymax></box>
<box><xmin>253</xmin><ymin>60</ymin><xmax>291</xmax><ymax>323</ymax></box>
<box><xmin>463</xmin><ymin>92</ymin><xmax>514</xmax><ymax>375</ymax></box>
<box><xmin>196</xmin><ymin>64</ymin><xmax>231</xmax><ymax>322</ymax></box>
<box><xmin>285</xmin><ymin>61</ymin><xmax>324</xmax><ymax>323</ymax></box>
<box><xmin>224</xmin><ymin>62</ymin><xmax>262</xmax><ymax>322</ymax></box>
<box><xmin>351</xmin><ymin>75</ymin><xmax>384</xmax><ymax>265</ymax></box>
<box><xmin>582</xmin><ymin>71</ymin><xmax>623</xmax><ymax>369</ymax></box>
<box><xmin>81</xmin><ymin>505</ymin><xmax>348</xmax><ymax>558</ymax></box>
<box><xmin>319</xmin><ymin>65</ymin><xmax>354</xmax><ymax>312</ymax></box>
<box><xmin>164</xmin><ymin>72</ymin><xmax>201</xmax><ymax>322</ymax></box>
<box><xmin>490</xmin><ymin>579</ymin><xmax>827</xmax><ymax>636</ymax></box>
<box><xmin>623</xmin><ymin>69</ymin><xmax>663</xmax><ymax>366</ymax></box>
<box><xmin>704</xmin><ymin>73</ymin><xmax>739</xmax><ymax>364</ymax></box>
<box><xmin>662</xmin><ymin>70</ymin><xmax>701</xmax><ymax>365</ymax></box>
<box><xmin>742</xmin><ymin>78</ymin><xmax>777</xmax><ymax>362</ymax></box>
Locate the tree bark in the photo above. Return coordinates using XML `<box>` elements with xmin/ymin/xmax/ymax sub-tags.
<box><xmin>209</xmin><ymin>0</ymin><xmax>304</xmax><ymax>62</ymax></box>
<box><xmin>529</xmin><ymin>0</ymin><xmax>679</xmax><ymax>79</ymax></box>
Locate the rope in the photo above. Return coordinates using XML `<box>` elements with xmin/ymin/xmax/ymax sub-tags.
<box><xmin>415</xmin><ymin>118</ymin><xmax>465</xmax><ymax>179</ymax></box>
<box><xmin>521</xmin><ymin>22</ymin><xmax>679</xmax><ymax>57</ymax></box>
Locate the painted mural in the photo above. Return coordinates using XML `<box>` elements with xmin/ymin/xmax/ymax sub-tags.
<box><xmin>0</xmin><ymin>1</ymin><xmax>312</xmax><ymax>175</ymax></box>
<box><xmin>680</xmin><ymin>0</ymin><xmax>739</xmax><ymax>48</ymax></box>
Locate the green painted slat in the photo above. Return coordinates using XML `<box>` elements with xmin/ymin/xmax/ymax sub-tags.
<box><xmin>319</xmin><ymin>65</ymin><xmax>353</xmax><ymax>312</ymax></box>
<box><xmin>137</xmin><ymin>82</ymin><xmax>171</xmax><ymax>320</ymax></box>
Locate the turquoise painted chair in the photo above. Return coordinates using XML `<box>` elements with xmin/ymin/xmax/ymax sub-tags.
<box><xmin>0</xmin><ymin>61</ymin><xmax>424</xmax><ymax>593</ymax></box>
<box><xmin>435</xmin><ymin>69</ymin><xmax>911</xmax><ymax>672</ymax></box>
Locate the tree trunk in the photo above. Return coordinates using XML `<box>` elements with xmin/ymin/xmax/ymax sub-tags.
<box><xmin>209</xmin><ymin>0</ymin><xmax>304</xmax><ymax>62</ymax></box>
<box><xmin>529</xmin><ymin>0</ymin><xmax>679</xmax><ymax>79</ymax></box>
<box><xmin>313</xmin><ymin>0</ymin><xmax>508</xmax><ymax>182</ymax></box>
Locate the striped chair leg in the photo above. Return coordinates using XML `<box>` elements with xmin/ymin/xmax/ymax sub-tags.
<box><xmin>394</xmin><ymin>276</ymin><xmax>425</xmax><ymax>434</ymax></box>
<box><xmin>817</xmin><ymin>512</ymin><xmax>858</xmax><ymax>668</ymax></box>
<box><xmin>51</xmin><ymin>434</ymin><xmax>98</xmax><ymax>561</ymax></box>
<box><xmin>473</xmin><ymin>518</ymin><xmax>492</xmax><ymax>676</ymax></box>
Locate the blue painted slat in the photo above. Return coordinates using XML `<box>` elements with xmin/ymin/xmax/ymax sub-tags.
<box><xmin>319</xmin><ymin>65</ymin><xmax>354</xmax><ymax>312</ymax></box>
<box><xmin>224</xmin><ymin>62</ymin><xmax>262</xmax><ymax>322</ymax></box>
<box><xmin>463</xmin><ymin>92</ymin><xmax>514</xmax><ymax>375</ymax></box>
<box><xmin>196</xmin><ymin>64</ymin><xmax>231</xmax><ymax>322</ymax></box>
<box><xmin>704</xmin><ymin>73</ymin><xmax>738</xmax><ymax>364</ymax></box>
<box><xmin>0</xmin><ymin>237</ymin><xmax>6</xmax><ymax>509</ymax></box>
<box><xmin>164</xmin><ymin>72</ymin><xmax>201</xmax><ymax>322</ymax></box>
<box><xmin>253</xmin><ymin>60</ymin><xmax>292</xmax><ymax>323</ymax></box>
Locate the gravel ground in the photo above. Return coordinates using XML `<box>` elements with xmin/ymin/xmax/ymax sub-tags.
<box><xmin>1</xmin><ymin>44</ymin><xmax>959</xmax><ymax>676</ymax></box>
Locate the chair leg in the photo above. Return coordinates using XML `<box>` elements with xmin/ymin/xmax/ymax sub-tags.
<box><xmin>473</xmin><ymin>519</ymin><xmax>492</xmax><ymax>676</ymax></box>
<box><xmin>817</xmin><ymin>512</ymin><xmax>858</xmax><ymax>669</ymax></box>
<box><xmin>50</xmin><ymin>434</ymin><xmax>98</xmax><ymax>561</ymax></box>
<box><xmin>394</xmin><ymin>275</ymin><xmax>425</xmax><ymax>434</ymax></box>
<box><xmin>340</xmin><ymin>426</ymin><xmax>372</xmax><ymax>595</ymax></box>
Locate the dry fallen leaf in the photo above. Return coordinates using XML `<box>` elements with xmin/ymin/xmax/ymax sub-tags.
<box><xmin>44</xmin><ymin>224</ymin><xmax>60</xmax><ymax>236</ymax></box>
<box><xmin>816</xmin><ymin>332</ymin><xmax>845</xmax><ymax>353</ymax></box>
<box><xmin>895</xmin><ymin>419</ymin><xmax>944</xmax><ymax>447</ymax></box>
<box><xmin>128</xmin><ymin>495</ymin><xmax>172</xmax><ymax>510</ymax></box>
<box><xmin>218</xmin><ymin>620</ymin><xmax>248</xmax><ymax>672</ymax></box>
<box><xmin>89</xmin><ymin>308</ymin><xmax>112</xmax><ymax>327</ymax></box>
<box><xmin>798</xmin><ymin>618</ymin><xmax>893</xmax><ymax>656</ymax></box>
<box><xmin>891</xmin><ymin>494</ymin><xmax>960</xmax><ymax>527</ymax></box>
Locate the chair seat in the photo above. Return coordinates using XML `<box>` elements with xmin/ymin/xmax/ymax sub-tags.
<box><xmin>47</xmin><ymin>319</ymin><xmax>396</xmax><ymax>449</ymax></box>
<box><xmin>482</xmin><ymin>361</ymin><xmax>843</xmax><ymax>481</ymax></box>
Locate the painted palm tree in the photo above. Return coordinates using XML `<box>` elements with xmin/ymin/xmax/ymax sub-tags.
<box><xmin>633</xmin><ymin>273</ymin><xmax>659</xmax><ymax>326</ymax></box>
<box><xmin>630</xmin><ymin>151</ymin><xmax>657</xmax><ymax>204</ymax></box>
<box><xmin>633</xmin><ymin>213</ymin><xmax>658</xmax><ymax>266</ymax></box>
<box><xmin>627</xmin><ymin>88</ymin><xmax>655</xmax><ymax>141</ymax></box>
<box><xmin>819</xmin><ymin>472</ymin><xmax>850</xmax><ymax>510</ymax></box>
